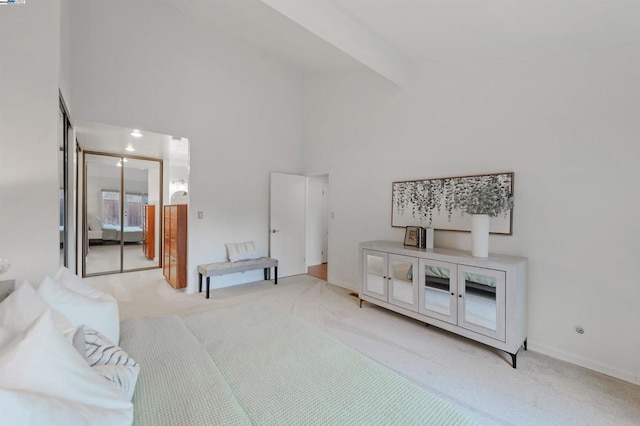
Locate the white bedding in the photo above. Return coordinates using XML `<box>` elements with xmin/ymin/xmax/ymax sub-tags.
<box><xmin>102</xmin><ymin>225</ymin><xmax>143</xmax><ymax>243</ymax></box>
<box><xmin>88</xmin><ymin>230</ymin><xmax>103</xmax><ymax>240</ymax></box>
<box><xmin>120</xmin><ymin>307</ymin><xmax>473</xmax><ymax>426</ymax></box>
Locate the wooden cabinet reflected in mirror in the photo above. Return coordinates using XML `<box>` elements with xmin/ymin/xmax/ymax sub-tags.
<box><xmin>142</xmin><ymin>204</ymin><xmax>155</xmax><ymax>260</ymax></box>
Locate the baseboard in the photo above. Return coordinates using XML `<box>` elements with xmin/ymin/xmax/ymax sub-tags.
<box><xmin>321</xmin><ymin>279</ymin><xmax>640</xmax><ymax>385</ymax></box>
<box><xmin>528</xmin><ymin>340</ymin><xmax>639</xmax><ymax>385</ymax></box>
<box><xmin>327</xmin><ymin>278</ymin><xmax>358</xmax><ymax>292</ymax></box>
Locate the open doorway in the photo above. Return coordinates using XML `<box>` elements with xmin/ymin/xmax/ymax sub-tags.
<box><xmin>306</xmin><ymin>174</ymin><xmax>329</xmax><ymax>281</ymax></box>
<box><xmin>75</xmin><ymin>122</ymin><xmax>189</xmax><ymax>278</ymax></box>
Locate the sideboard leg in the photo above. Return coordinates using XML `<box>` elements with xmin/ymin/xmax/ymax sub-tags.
<box><xmin>524</xmin><ymin>338</ymin><xmax>528</xmax><ymax>351</ymax></box>
<box><xmin>510</xmin><ymin>352</ymin><xmax>517</xmax><ymax>369</ymax></box>
<box><xmin>359</xmin><ymin>299</ymin><xmax>363</xmax><ymax>308</ymax></box>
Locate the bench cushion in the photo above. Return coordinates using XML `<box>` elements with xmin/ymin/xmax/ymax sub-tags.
<box><xmin>198</xmin><ymin>258</ymin><xmax>278</xmax><ymax>277</ymax></box>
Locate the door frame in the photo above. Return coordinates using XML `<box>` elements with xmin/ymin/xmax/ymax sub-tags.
<box><xmin>305</xmin><ymin>171</ymin><xmax>330</xmax><ymax>276</ymax></box>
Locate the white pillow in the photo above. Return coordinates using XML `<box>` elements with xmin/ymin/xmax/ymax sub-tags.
<box><xmin>54</xmin><ymin>266</ymin><xmax>114</xmax><ymax>300</ymax></box>
<box><xmin>0</xmin><ymin>280</ymin><xmax>73</xmax><ymax>336</ymax></box>
<box><xmin>0</xmin><ymin>311</ymin><xmax>132</xmax><ymax>425</ymax></box>
<box><xmin>226</xmin><ymin>241</ymin><xmax>260</xmax><ymax>262</ymax></box>
<box><xmin>84</xmin><ymin>326</ymin><xmax>140</xmax><ymax>401</ymax></box>
<box><xmin>0</xmin><ymin>389</ymin><xmax>131</xmax><ymax>426</ymax></box>
<box><xmin>38</xmin><ymin>276</ymin><xmax>120</xmax><ymax>345</ymax></box>
<box><xmin>0</xmin><ymin>327</ymin><xmax>11</xmax><ymax>348</ymax></box>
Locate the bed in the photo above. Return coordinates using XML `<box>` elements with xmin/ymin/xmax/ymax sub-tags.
<box><xmin>120</xmin><ymin>306</ymin><xmax>473</xmax><ymax>425</ymax></box>
<box><xmin>101</xmin><ymin>224</ymin><xmax>143</xmax><ymax>243</ymax></box>
<box><xmin>87</xmin><ymin>215</ymin><xmax>143</xmax><ymax>245</ymax></box>
<box><xmin>1</xmin><ymin>271</ymin><xmax>473</xmax><ymax>425</ymax></box>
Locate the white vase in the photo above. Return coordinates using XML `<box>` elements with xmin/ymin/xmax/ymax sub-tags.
<box><xmin>471</xmin><ymin>214</ymin><xmax>490</xmax><ymax>257</ymax></box>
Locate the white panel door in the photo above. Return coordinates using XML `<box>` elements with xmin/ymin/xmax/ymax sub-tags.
<box><xmin>270</xmin><ymin>172</ymin><xmax>306</xmax><ymax>278</ymax></box>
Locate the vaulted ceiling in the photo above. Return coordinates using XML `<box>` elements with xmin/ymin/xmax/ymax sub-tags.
<box><xmin>159</xmin><ymin>0</ymin><xmax>640</xmax><ymax>86</ymax></box>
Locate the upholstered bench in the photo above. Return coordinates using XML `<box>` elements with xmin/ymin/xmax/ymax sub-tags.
<box><xmin>197</xmin><ymin>257</ymin><xmax>278</xmax><ymax>299</ymax></box>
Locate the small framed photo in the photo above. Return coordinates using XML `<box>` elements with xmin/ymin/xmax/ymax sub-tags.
<box><xmin>404</xmin><ymin>226</ymin><xmax>420</xmax><ymax>247</ymax></box>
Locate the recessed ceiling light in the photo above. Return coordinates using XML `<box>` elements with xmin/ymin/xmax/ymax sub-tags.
<box><xmin>125</xmin><ymin>145</ymin><xmax>135</xmax><ymax>152</ymax></box>
<box><xmin>131</xmin><ymin>129</ymin><xmax>143</xmax><ymax>138</ymax></box>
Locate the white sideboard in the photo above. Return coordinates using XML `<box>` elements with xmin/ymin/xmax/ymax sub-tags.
<box><xmin>359</xmin><ymin>241</ymin><xmax>528</xmax><ymax>367</ymax></box>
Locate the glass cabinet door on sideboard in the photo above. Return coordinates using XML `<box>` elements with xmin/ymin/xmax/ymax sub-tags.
<box><xmin>457</xmin><ymin>265</ymin><xmax>506</xmax><ymax>342</ymax></box>
<box><xmin>388</xmin><ymin>254</ymin><xmax>419</xmax><ymax>312</ymax></box>
<box><xmin>418</xmin><ymin>259</ymin><xmax>458</xmax><ymax>324</ymax></box>
<box><xmin>362</xmin><ymin>250</ymin><xmax>419</xmax><ymax>312</ymax></box>
<box><xmin>362</xmin><ymin>249</ymin><xmax>387</xmax><ymax>302</ymax></box>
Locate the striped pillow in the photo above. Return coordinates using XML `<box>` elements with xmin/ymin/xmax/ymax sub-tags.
<box><xmin>84</xmin><ymin>327</ymin><xmax>140</xmax><ymax>400</ymax></box>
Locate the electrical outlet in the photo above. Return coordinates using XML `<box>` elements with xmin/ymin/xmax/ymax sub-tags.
<box><xmin>197</xmin><ymin>211</ymin><xmax>204</xmax><ymax>219</ymax></box>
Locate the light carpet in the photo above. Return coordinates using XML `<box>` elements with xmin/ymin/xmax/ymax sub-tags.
<box><xmin>86</xmin><ymin>269</ymin><xmax>640</xmax><ymax>425</ymax></box>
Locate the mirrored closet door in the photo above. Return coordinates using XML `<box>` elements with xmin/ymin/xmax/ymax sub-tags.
<box><xmin>83</xmin><ymin>152</ymin><xmax>162</xmax><ymax>277</ymax></box>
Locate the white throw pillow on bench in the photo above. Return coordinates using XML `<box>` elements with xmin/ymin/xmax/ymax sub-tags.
<box><xmin>226</xmin><ymin>241</ymin><xmax>260</xmax><ymax>262</ymax></box>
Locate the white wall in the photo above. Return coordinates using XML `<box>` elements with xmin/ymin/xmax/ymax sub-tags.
<box><xmin>59</xmin><ymin>0</ymin><xmax>72</xmax><ymax>108</ymax></box>
<box><xmin>302</xmin><ymin>54</ymin><xmax>640</xmax><ymax>384</ymax></box>
<box><xmin>0</xmin><ymin>0</ymin><xmax>61</xmax><ymax>284</ymax></box>
<box><xmin>70</xmin><ymin>0</ymin><xmax>303</xmax><ymax>291</ymax></box>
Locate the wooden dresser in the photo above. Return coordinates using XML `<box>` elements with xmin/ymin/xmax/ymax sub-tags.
<box><xmin>163</xmin><ymin>204</ymin><xmax>187</xmax><ymax>289</ymax></box>
<box><xmin>142</xmin><ymin>204</ymin><xmax>155</xmax><ymax>260</ymax></box>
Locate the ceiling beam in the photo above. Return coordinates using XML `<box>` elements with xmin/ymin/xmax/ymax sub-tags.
<box><xmin>259</xmin><ymin>0</ymin><xmax>413</xmax><ymax>86</ymax></box>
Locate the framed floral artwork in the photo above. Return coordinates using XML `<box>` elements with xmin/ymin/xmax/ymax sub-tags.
<box><xmin>391</xmin><ymin>172</ymin><xmax>514</xmax><ymax>234</ymax></box>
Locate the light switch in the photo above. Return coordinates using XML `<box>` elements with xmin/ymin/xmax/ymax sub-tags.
<box><xmin>331</xmin><ymin>211</ymin><xmax>335</xmax><ymax>219</ymax></box>
<box><xmin>197</xmin><ymin>211</ymin><xmax>204</xmax><ymax>219</ymax></box>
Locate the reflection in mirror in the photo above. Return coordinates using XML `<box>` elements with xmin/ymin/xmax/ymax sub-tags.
<box><xmin>424</xmin><ymin>264</ymin><xmax>452</xmax><ymax>316</ymax></box>
<box><xmin>391</xmin><ymin>258</ymin><xmax>413</xmax><ymax>305</ymax></box>
<box><xmin>59</xmin><ymin>96</ymin><xmax>73</xmax><ymax>269</ymax></box>
<box><xmin>58</xmin><ymin>107</ymin><xmax>65</xmax><ymax>266</ymax></box>
<box><xmin>85</xmin><ymin>154</ymin><xmax>122</xmax><ymax>275</ymax></box>
<box><xmin>123</xmin><ymin>158</ymin><xmax>160</xmax><ymax>271</ymax></box>
<box><xmin>84</xmin><ymin>153</ymin><xmax>163</xmax><ymax>276</ymax></box>
<box><xmin>366</xmin><ymin>253</ymin><xmax>385</xmax><ymax>296</ymax></box>
<box><xmin>463</xmin><ymin>272</ymin><xmax>497</xmax><ymax>331</ymax></box>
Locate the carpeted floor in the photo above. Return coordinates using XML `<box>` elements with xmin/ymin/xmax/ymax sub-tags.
<box><xmin>86</xmin><ymin>270</ymin><xmax>640</xmax><ymax>425</ymax></box>
<box><xmin>85</xmin><ymin>244</ymin><xmax>158</xmax><ymax>275</ymax></box>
